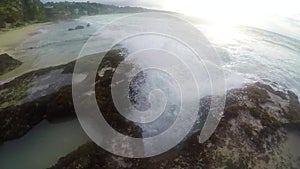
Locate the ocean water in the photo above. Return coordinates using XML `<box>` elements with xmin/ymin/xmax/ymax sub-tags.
<box><xmin>0</xmin><ymin>13</ymin><xmax>300</xmax><ymax>168</ymax></box>
<box><xmin>1</xmin><ymin>13</ymin><xmax>299</xmax><ymax>96</ymax></box>
<box><xmin>198</xmin><ymin>23</ymin><xmax>300</xmax><ymax>97</ymax></box>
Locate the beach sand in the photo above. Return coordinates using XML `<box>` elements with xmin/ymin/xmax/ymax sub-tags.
<box><xmin>0</xmin><ymin>23</ymin><xmax>49</xmax><ymax>56</ymax></box>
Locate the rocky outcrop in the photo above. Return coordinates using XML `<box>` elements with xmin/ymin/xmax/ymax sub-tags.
<box><xmin>0</xmin><ymin>48</ymin><xmax>299</xmax><ymax>168</ymax></box>
<box><xmin>48</xmin><ymin>82</ymin><xmax>300</xmax><ymax>169</ymax></box>
<box><xmin>0</xmin><ymin>49</ymin><xmax>127</xmax><ymax>143</ymax></box>
<box><xmin>0</xmin><ymin>53</ymin><xmax>22</xmax><ymax>75</ymax></box>
<box><xmin>0</xmin><ymin>61</ymin><xmax>75</xmax><ymax>143</ymax></box>
<box><xmin>75</xmin><ymin>25</ymin><xmax>84</xmax><ymax>30</ymax></box>
<box><xmin>68</xmin><ymin>25</ymin><xmax>85</xmax><ymax>31</ymax></box>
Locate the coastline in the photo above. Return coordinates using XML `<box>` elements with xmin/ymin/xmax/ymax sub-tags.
<box><xmin>0</xmin><ymin>49</ymin><xmax>299</xmax><ymax>168</ymax></box>
<box><xmin>0</xmin><ymin>22</ymin><xmax>50</xmax><ymax>56</ymax></box>
<box><xmin>0</xmin><ymin>11</ymin><xmax>299</xmax><ymax>168</ymax></box>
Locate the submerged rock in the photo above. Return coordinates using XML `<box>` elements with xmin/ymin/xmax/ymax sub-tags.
<box><xmin>0</xmin><ymin>53</ymin><xmax>22</xmax><ymax>75</ymax></box>
<box><xmin>75</xmin><ymin>25</ymin><xmax>84</xmax><ymax>30</ymax></box>
<box><xmin>68</xmin><ymin>25</ymin><xmax>85</xmax><ymax>31</ymax></box>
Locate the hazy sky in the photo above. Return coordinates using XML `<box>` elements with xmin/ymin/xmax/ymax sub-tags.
<box><xmin>41</xmin><ymin>0</ymin><xmax>300</xmax><ymax>16</ymax></box>
<box><xmin>41</xmin><ymin>0</ymin><xmax>300</xmax><ymax>24</ymax></box>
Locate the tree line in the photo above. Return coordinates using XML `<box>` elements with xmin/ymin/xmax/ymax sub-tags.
<box><xmin>0</xmin><ymin>0</ymin><xmax>149</xmax><ymax>29</ymax></box>
<box><xmin>0</xmin><ymin>0</ymin><xmax>45</xmax><ymax>28</ymax></box>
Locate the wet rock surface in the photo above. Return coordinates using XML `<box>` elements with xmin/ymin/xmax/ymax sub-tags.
<box><xmin>0</xmin><ymin>61</ymin><xmax>75</xmax><ymax>143</ymax></box>
<box><xmin>48</xmin><ymin>82</ymin><xmax>300</xmax><ymax>169</ymax></box>
<box><xmin>0</xmin><ymin>49</ymin><xmax>300</xmax><ymax>168</ymax></box>
<box><xmin>75</xmin><ymin>25</ymin><xmax>85</xmax><ymax>30</ymax></box>
<box><xmin>0</xmin><ymin>50</ymin><xmax>125</xmax><ymax>143</ymax></box>
<box><xmin>0</xmin><ymin>53</ymin><xmax>22</xmax><ymax>75</ymax></box>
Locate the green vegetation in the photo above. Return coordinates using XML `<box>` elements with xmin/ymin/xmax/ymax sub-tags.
<box><xmin>0</xmin><ymin>0</ymin><xmax>45</xmax><ymax>29</ymax></box>
<box><xmin>44</xmin><ymin>1</ymin><xmax>149</xmax><ymax>20</ymax></box>
<box><xmin>0</xmin><ymin>1</ymin><xmax>150</xmax><ymax>30</ymax></box>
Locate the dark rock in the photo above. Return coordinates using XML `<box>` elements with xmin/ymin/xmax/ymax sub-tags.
<box><xmin>0</xmin><ymin>62</ymin><xmax>75</xmax><ymax>143</ymax></box>
<box><xmin>68</xmin><ymin>28</ymin><xmax>74</xmax><ymax>31</ymax></box>
<box><xmin>75</xmin><ymin>25</ymin><xmax>84</xmax><ymax>30</ymax></box>
<box><xmin>287</xmin><ymin>91</ymin><xmax>300</xmax><ymax>121</ymax></box>
<box><xmin>48</xmin><ymin>82</ymin><xmax>300</xmax><ymax>169</ymax></box>
<box><xmin>0</xmin><ymin>49</ymin><xmax>128</xmax><ymax>143</ymax></box>
<box><xmin>86</xmin><ymin>23</ymin><xmax>90</xmax><ymax>27</ymax></box>
<box><xmin>0</xmin><ymin>53</ymin><xmax>22</xmax><ymax>75</ymax></box>
<box><xmin>1</xmin><ymin>48</ymin><xmax>300</xmax><ymax>168</ymax></box>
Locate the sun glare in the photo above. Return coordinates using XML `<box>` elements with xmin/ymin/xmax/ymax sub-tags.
<box><xmin>162</xmin><ymin>0</ymin><xmax>300</xmax><ymax>25</ymax></box>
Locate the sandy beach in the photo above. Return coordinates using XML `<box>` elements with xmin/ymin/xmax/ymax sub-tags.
<box><xmin>0</xmin><ymin>23</ymin><xmax>49</xmax><ymax>56</ymax></box>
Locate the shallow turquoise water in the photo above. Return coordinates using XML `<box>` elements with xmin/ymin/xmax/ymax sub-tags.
<box><xmin>0</xmin><ymin>119</ymin><xmax>90</xmax><ymax>169</ymax></box>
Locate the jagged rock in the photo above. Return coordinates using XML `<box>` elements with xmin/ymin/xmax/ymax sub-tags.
<box><xmin>0</xmin><ymin>53</ymin><xmax>22</xmax><ymax>75</ymax></box>
<box><xmin>0</xmin><ymin>61</ymin><xmax>75</xmax><ymax>143</ymax></box>
<box><xmin>48</xmin><ymin>82</ymin><xmax>300</xmax><ymax>169</ymax></box>
<box><xmin>1</xmin><ymin>49</ymin><xmax>299</xmax><ymax>168</ymax></box>
<box><xmin>0</xmin><ymin>49</ymin><xmax>126</xmax><ymax>143</ymax></box>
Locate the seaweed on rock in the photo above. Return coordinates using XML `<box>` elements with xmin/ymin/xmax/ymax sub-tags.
<box><xmin>48</xmin><ymin>83</ymin><xmax>300</xmax><ymax>168</ymax></box>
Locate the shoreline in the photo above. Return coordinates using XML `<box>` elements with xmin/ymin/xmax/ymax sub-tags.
<box><xmin>0</xmin><ymin>49</ymin><xmax>299</xmax><ymax>168</ymax></box>
<box><xmin>0</xmin><ymin>22</ymin><xmax>50</xmax><ymax>56</ymax></box>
